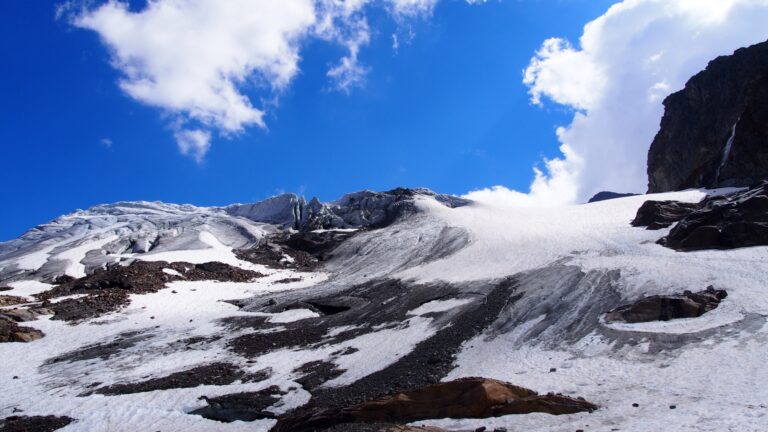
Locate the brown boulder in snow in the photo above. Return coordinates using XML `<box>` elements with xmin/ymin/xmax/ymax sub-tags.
<box><xmin>604</xmin><ymin>287</ymin><xmax>727</xmax><ymax>323</ymax></box>
<box><xmin>274</xmin><ymin>377</ymin><xmax>597</xmax><ymax>431</ymax></box>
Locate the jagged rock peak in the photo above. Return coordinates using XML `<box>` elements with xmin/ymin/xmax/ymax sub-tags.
<box><xmin>226</xmin><ymin>188</ymin><xmax>470</xmax><ymax>231</ymax></box>
<box><xmin>647</xmin><ymin>39</ymin><xmax>768</xmax><ymax>193</ymax></box>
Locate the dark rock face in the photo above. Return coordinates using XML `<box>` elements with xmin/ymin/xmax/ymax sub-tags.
<box><xmin>631</xmin><ymin>200</ymin><xmax>700</xmax><ymax>230</ymax></box>
<box><xmin>647</xmin><ymin>39</ymin><xmax>768</xmax><ymax>192</ymax></box>
<box><xmin>273</xmin><ymin>378</ymin><xmax>597</xmax><ymax>431</ymax></box>
<box><xmin>226</xmin><ymin>188</ymin><xmax>470</xmax><ymax>231</ymax></box>
<box><xmin>604</xmin><ymin>287</ymin><xmax>727</xmax><ymax>323</ymax></box>
<box><xmin>660</xmin><ymin>181</ymin><xmax>768</xmax><ymax>250</ymax></box>
<box><xmin>0</xmin><ymin>415</ymin><xmax>74</xmax><ymax>432</ymax></box>
<box><xmin>587</xmin><ymin>191</ymin><xmax>638</xmax><ymax>203</ymax></box>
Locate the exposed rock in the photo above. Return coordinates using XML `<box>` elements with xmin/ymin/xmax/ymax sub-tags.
<box><xmin>189</xmin><ymin>386</ymin><xmax>285</xmax><ymax>422</ymax></box>
<box><xmin>51</xmin><ymin>275</ymin><xmax>75</xmax><ymax>285</ymax></box>
<box><xmin>588</xmin><ymin>191</ymin><xmax>638</xmax><ymax>203</ymax></box>
<box><xmin>631</xmin><ymin>200</ymin><xmax>700</xmax><ymax>230</ymax></box>
<box><xmin>660</xmin><ymin>181</ymin><xmax>768</xmax><ymax>250</ymax></box>
<box><xmin>0</xmin><ymin>307</ymin><xmax>52</xmax><ymax>323</ymax></box>
<box><xmin>0</xmin><ymin>295</ymin><xmax>29</xmax><ymax>307</ymax></box>
<box><xmin>604</xmin><ymin>287</ymin><xmax>727</xmax><ymax>323</ymax></box>
<box><xmin>36</xmin><ymin>260</ymin><xmax>263</xmax><ymax>321</ymax></box>
<box><xmin>85</xmin><ymin>362</ymin><xmax>270</xmax><ymax>396</ymax></box>
<box><xmin>0</xmin><ymin>319</ymin><xmax>45</xmax><ymax>343</ymax></box>
<box><xmin>274</xmin><ymin>277</ymin><xmax>303</xmax><ymax>284</ymax></box>
<box><xmin>273</xmin><ymin>378</ymin><xmax>597</xmax><ymax>431</ymax></box>
<box><xmin>0</xmin><ymin>415</ymin><xmax>74</xmax><ymax>432</ymax></box>
<box><xmin>648</xmin><ymin>39</ymin><xmax>768</xmax><ymax>192</ymax></box>
<box><xmin>294</xmin><ymin>360</ymin><xmax>345</xmax><ymax>390</ymax></box>
<box><xmin>0</xmin><ymin>286</ymin><xmax>12</xmax><ymax>292</ymax></box>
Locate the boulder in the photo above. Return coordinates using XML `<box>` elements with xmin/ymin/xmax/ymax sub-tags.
<box><xmin>0</xmin><ymin>319</ymin><xmax>45</xmax><ymax>343</ymax></box>
<box><xmin>647</xmin><ymin>39</ymin><xmax>768</xmax><ymax>192</ymax></box>
<box><xmin>604</xmin><ymin>287</ymin><xmax>727</xmax><ymax>323</ymax></box>
<box><xmin>273</xmin><ymin>378</ymin><xmax>597</xmax><ymax>431</ymax></box>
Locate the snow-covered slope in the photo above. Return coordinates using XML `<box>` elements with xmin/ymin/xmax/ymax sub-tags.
<box><xmin>0</xmin><ymin>201</ymin><xmax>277</xmax><ymax>283</ymax></box>
<box><xmin>1</xmin><ymin>189</ymin><xmax>767</xmax><ymax>432</ymax></box>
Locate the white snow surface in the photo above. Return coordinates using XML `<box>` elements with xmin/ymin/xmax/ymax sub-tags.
<box><xmin>1</xmin><ymin>190</ymin><xmax>768</xmax><ymax>431</ymax></box>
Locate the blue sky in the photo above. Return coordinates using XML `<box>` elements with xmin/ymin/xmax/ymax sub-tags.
<box><xmin>3</xmin><ymin>0</ymin><xmax>767</xmax><ymax>242</ymax></box>
<box><xmin>0</xmin><ymin>0</ymin><xmax>617</xmax><ymax>240</ymax></box>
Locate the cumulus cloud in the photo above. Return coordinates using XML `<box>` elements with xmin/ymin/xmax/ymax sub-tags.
<box><xmin>471</xmin><ymin>0</ymin><xmax>768</xmax><ymax>207</ymax></box>
<box><xmin>74</xmin><ymin>0</ymin><xmax>317</xmax><ymax>134</ymax></box>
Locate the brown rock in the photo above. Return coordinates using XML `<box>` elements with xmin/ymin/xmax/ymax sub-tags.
<box><xmin>0</xmin><ymin>295</ymin><xmax>29</xmax><ymax>307</ymax></box>
<box><xmin>274</xmin><ymin>378</ymin><xmax>597</xmax><ymax>431</ymax></box>
<box><xmin>0</xmin><ymin>319</ymin><xmax>44</xmax><ymax>343</ymax></box>
<box><xmin>604</xmin><ymin>287</ymin><xmax>727</xmax><ymax>323</ymax></box>
<box><xmin>0</xmin><ymin>307</ymin><xmax>52</xmax><ymax>323</ymax></box>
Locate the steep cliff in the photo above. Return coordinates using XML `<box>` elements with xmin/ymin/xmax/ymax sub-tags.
<box><xmin>647</xmin><ymin>40</ymin><xmax>768</xmax><ymax>192</ymax></box>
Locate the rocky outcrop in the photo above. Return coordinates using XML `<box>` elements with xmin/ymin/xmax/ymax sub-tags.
<box><xmin>631</xmin><ymin>200</ymin><xmax>700</xmax><ymax>230</ymax></box>
<box><xmin>604</xmin><ymin>287</ymin><xmax>727</xmax><ymax>323</ymax></box>
<box><xmin>226</xmin><ymin>188</ymin><xmax>470</xmax><ymax>231</ymax></box>
<box><xmin>588</xmin><ymin>191</ymin><xmax>638</xmax><ymax>203</ymax></box>
<box><xmin>661</xmin><ymin>181</ymin><xmax>768</xmax><ymax>250</ymax></box>
<box><xmin>647</xmin><ymin>40</ymin><xmax>768</xmax><ymax>192</ymax></box>
<box><xmin>0</xmin><ymin>319</ymin><xmax>45</xmax><ymax>343</ymax></box>
<box><xmin>274</xmin><ymin>378</ymin><xmax>597</xmax><ymax>431</ymax></box>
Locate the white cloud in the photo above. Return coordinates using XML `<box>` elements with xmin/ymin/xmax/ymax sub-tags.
<box><xmin>174</xmin><ymin>129</ymin><xmax>211</xmax><ymax>163</ymax></box>
<box><xmin>75</xmin><ymin>0</ymin><xmax>318</xmax><ymax>134</ymax></box>
<box><xmin>67</xmin><ymin>0</ymin><xmax>486</xmax><ymax>161</ymax></box>
<box><xmin>99</xmin><ymin>138</ymin><xmax>113</xmax><ymax>148</ymax></box>
<box><xmin>315</xmin><ymin>0</ymin><xmax>372</xmax><ymax>92</ymax></box>
<box><xmin>476</xmin><ymin>0</ymin><xmax>768</xmax><ymax>207</ymax></box>
<box><xmin>388</xmin><ymin>0</ymin><xmax>439</xmax><ymax>16</ymax></box>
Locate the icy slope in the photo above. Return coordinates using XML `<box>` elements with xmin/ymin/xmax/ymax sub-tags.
<box><xmin>1</xmin><ymin>188</ymin><xmax>767</xmax><ymax>431</ymax></box>
<box><xmin>0</xmin><ymin>201</ymin><xmax>277</xmax><ymax>282</ymax></box>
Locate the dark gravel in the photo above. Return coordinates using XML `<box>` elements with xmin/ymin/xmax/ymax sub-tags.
<box><xmin>84</xmin><ymin>362</ymin><xmax>270</xmax><ymax>396</ymax></box>
<box><xmin>0</xmin><ymin>415</ymin><xmax>74</xmax><ymax>432</ymax></box>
